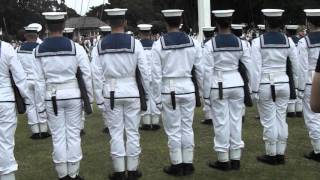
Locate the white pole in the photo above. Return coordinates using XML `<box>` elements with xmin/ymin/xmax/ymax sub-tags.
<box><xmin>198</xmin><ymin>0</ymin><xmax>211</xmax><ymax>40</ymax></box>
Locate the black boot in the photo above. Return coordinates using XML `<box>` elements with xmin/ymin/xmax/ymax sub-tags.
<box><xmin>30</xmin><ymin>133</ymin><xmax>41</xmax><ymax>140</ymax></box>
<box><xmin>201</xmin><ymin>119</ymin><xmax>213</xmax><ymax>125</ymax></box>
<box><xmin>40</xmin><ymin>132</ymin><xmax>51</xmax><ymax>139</ymax></box>
<box><xmin>207</xmin><ymin>161</ymin><xmax>230</xmax><ymax>171</ymax></box>
<box><xmin>230</xmin><ymin>160</ymin><xmax>240</xmax><ymax>170</ymax></box>
<box><xmin>102</xmin><ymin>127</ymin><xmax>109</xmax><ymax>134</ymax></box>
<box><xmin>109</xmin><ymin>172</ymin><xmax>126</xmax><ymax>180</ymax></box>
<box><xmin>151</xmin><ymin>124</ymin><xmax>161</xmax><ymax>131</ymax></box>
<box><xmin>127</xmin><ymin>170</ymin><xmax>142</xmax><ymax>180</ymax></box>
<box><xmin>72</xmin><ymin>176</ymin><xmax>85</xmax><ymax>180</ymax></box>
<box><xmin>296</xmin><ymin>112</ymin><xmax>303</xmax><ymax>117</ymax></box>
<box><xmin>182</xmin><ymin>163</ymin><xmax>195</xmax><ymax>175</ymax></box>
<box><xmin>163</xmin><ymin>164</ymin><xmax>184</xmax><ymax>176</ymax></box>
<box><xmin>139</xmin><ymin>125</ymin><xmax>152</xmax><ymax>131</ymax></box>
<box><xmin>80</xmin><ymin>130</ymin><xmax>86</xmax><ymax>136</ymax></box>
<box><xmin>256</xmin><ymin>155</ymin><xmax>278</xmax><ymax>165</ymax></box>
<box><xmin>276</xmin><ymin>155</ymin><xmax>285</xmax><ymax>164</ymax></box>
<box><xmin>304</xmin><ymin>151</ymin><xmax>320</xmax><ymax>162</ymax></box>
<box><xmin>242</xmin><ymin>116</ymin><xmax>245</xmax><ymax>123</ymax></box>
<box><xmin>287</xmin><ymin>112</ymin><xmax>295</xmax><ymax>118</ymax></box>
<box><xmin>59</xmin><ymin>175</ymin><xmax>71</xmax><ymax>180</ymax></box>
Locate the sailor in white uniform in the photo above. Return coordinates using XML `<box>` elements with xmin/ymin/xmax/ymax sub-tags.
<box><xmin>34</xmin><ymin>12</ymin><xmax>93</xmax><ymax>180</ymax></box>
<box><xmin>91</xmin><ymin>8</ymin><xmax>150</xmax><ymax>180</ymax></box>
<box><xmin>152</xmin><ymin>9</ymin><xmax>203</xmax><ymax>176</ymax></box>
<box><xmin>27</xmin><ymin>23</ymin><xmax>43</xmax><ymax>44</ymax></box>
<box><xmin>285</xmin><ymin>25</ymin><xmax>303</xmax><ymax>118</ymax></box>
<box><xmin>17</xmin><ymin>26</ymin><xmax>50</xmax><ymax>140</ymax></box>
<box><xmin>204</xmin><ymin>10</ymin><xmax>252</xmax><ymax>171</ymax></box>
<box><xmin>138</xmin><ymin>24</ymin><xmax>161</xmax><ymax>131</ymax></box>
<box><xmin>298</xmin><ymin>9</ymin><xmax>320</xmax><ymax>162</ymax></box>
<box><xmin>0</xmin><ymin>33</ymin><xmax>31</xmax><ymax>180</ymax></box>
<box><xmin>201</xmin><ymin>26</ymin><xmax>215</xmax><ymax>125</ymax></box>
<box><xmin>100</xmin><ymin>25</ymin><xmax>112</xmax><ymax>38</ymax></box>
<box><xmin>251</xmin><ymin>9</ymin><xmax>299</xmax><ymax>165</ymax></box>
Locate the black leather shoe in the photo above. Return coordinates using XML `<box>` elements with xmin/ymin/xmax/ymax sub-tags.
<box><xmin>73</xmin><ymin>176</ymin><xmax>84</xmax><ymax>180</ymax></box>
<box><xmin>80</xmin><ymin>130</ymin><xmax>86</xmax><ymax>136</ymax></box>
<box><xmin>257</xmin><ymin>155</ymin><xmax>278</xmax><ymax>165</ymax></box>
<box><xmin>59</xmin><ymin>176</ymin><xmax>71</xmax><ymax>180</ymax></box>
<box><xmin>182</xmin><ymin>163</ymin><xmax>195</xmax><ymax>175</ymax></box>
<box><xmin>163</xmin><ymin>164</ymin><xmax>184</xmax><ymax>176</ymax></box>
<box><xmin>287</xmin><ymin>112</ymin><xmax>295</xmax><ymax>118</ymax></box>
<box><xmin>127</xmin><ymin>170</ymin><xmax>142</xmax><ymax>180</ymax></box>
<box><xmin>102</xmin><ymin>127</ymin><xmax>109</xmax><ymax>134</ymax></box>
<box><xmin>242</xmin><ymin>116</ymin><xmax>245</xmax><ymax>123</ymax></box>
<box><xmin>296</xmin><ymin>112</ymin><xmax>303</xmax><ymax>117</ymax></box>
<box><xmin>151</xmin><ymin>124</ymin><xmax>161</xmax><ymax>131</ymax></box>
<box><xmin>201</xmin><ymin>119</ymin><xmax>213</xmax><ymax>125</ymax></box>
<box><xmin>109</xmin><ymin>172</ymin><xmax>126</xmax><ymax>180</ymax></box>
<box><xmin>230</xmin><ymin>160</ymin><xmax>240</xmax><ymax>170</ymax></box>
<box><xmin>30</xmin><ymin>133</ymin><xmax>41</xmax><ymax>140</ymax></box>
<box><xmin>40</xmin><ymin>132</ymin><xmax>51</xmax><ymax>139</ymax></box>
<box><xmin>139</xmin><ymin>125</ymin><xmax>152</xmax><ymax>131</ymax></box>
<box><xmin>207</xmin><ymin>161</ymin><xmax>230</xmax><ymax>171</ymax></box>
<box><xmin>304</xmin><ymin>151</ymin><xmax>320</xmax><ymax>162</ymax></box>
<box><xmin>276</xmin><ymin>155</ymin><xmax>285</xmax><ymax>164</ymax></box>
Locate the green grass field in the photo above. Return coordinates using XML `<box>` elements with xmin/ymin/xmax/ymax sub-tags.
<box><xmin>14</xmin><ymin>106</ymin><xmax>320</xmax><ymax>180</ymax></box>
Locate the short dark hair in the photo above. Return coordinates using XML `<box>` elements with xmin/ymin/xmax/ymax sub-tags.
<box><xmin>286</xmin><ymin>29</ymin><xmax>297</xmax><ymax>36</ymax></box>
<box><xmin>109</xmin><ymin>18</ymin><xmax>125</xmax><ymax>28</ymax></box>
<box><xmin>215</xmin><ymin>17</ymin><xmax>232</xmax><ymax>29</ymax></box>
<box><xmin>232</xmin><ymin>29</ymin><xmax>243</xmax><ymax>37</ymax></box>
<box><xmin>47</xmin><ymin>22</ymin><xmax>65</xmax><ymax>33</ymax></box>
<box><xmin>63</xmin><ymin>33</ymin><xmax>73</xmax><ymax>40</ymax></box>
<box><xmin>307</xmin><ymin>16</ymin><xmax>320</xmax><ymax>27</ymax></box>
<box><xmin>265</xmin><ymin>17</ymin><xmax>283</xmax><ymax>29</ymax></box>
<box><xmin>164</xmin><ymin>17</ymin><xmax>181</xmax><ymax>28</ymax></box>
<box><xmin>24</xmin><ymin>32</ymin><xmax>38</xmax><ymax>41</ymax></box>
<box><xmin>203</xmin><ymin>31</ymin><xmax>214</xmax><ymax>38</ymax></box>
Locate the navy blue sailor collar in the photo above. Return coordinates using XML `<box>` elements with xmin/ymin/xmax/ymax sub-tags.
<box><xmin>260</xmin><ymin>32</ymin><xmax>290</xmax><ymax>49</ymax></box>
<box><xmin>160</xmin><ymin>32</ymin><xmax>194</xmax><ymax>50</ymax></box>
<box><xmin>212</xmin><ymin>33</ymin><xmax>243</xmax><ymax>52</ymax></box>
<box><xmin>17</xmin><ymin>42</ymin><xmax>39</xmax><ymax>54</ymax></box>
<box><xmin>140</xmin><ymin>39</ymin><xmax>154</xmax><ymax>50</ymax></box>
<box><xmin>98</xmin><ymin>33</ymin><xmax>135</xmax><ymax>55</ymax></box>
<box><xmin>305</xmin><ymin>31</ymin><xmax>320</xmax><ymax>48</ymax></box>
<box><xmin>35</xmin><ymin>36</ymin><xmax>76</xmax><ymax>58</ymax></box>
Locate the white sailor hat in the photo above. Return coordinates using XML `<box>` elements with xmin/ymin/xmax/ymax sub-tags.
<box><xmin>162</xmin><ymin>9</ymin><xmax>184</xmax><ymax>17</ymax></box>
<box><xmin>28</xmin><ymin>23</ymin><xmax>42</xmax><ymax>32</ymax></box>
<box><xmin>42</xmin><ymin>12</ymin><xmax>67</xmax><ymax>21</ymax></box>
<box><xmin>202</xmin><ymin>26</ymin><xmax>216</xmax><ymax>32</ymax></box>
<box><xmin>137</xmin><ymin>24</ymin><xmax>152</xmax><ymax>31</ymax></box>
<box><xmin>212</xmin><ymin>10</ymin><xmax>235</xmax><ymax>17</ymax></box>
<box><xmin>285</xmin><ymin>25</ymin><xmax>299</xmax><ymax>30</ymax></box>
<box><xmin>231</xmin><ymin>24</ymin><xmax>246</xmax><ymax>30</ymax></box>
<box><xmin>99</xmin><ymin>26</ymin><xmax>111</xmax><ymax>32</ymax></box>
<box><xmin>258</xmin><ymin>24</ymin><xmax>266</xmax><ymax>30</ymax></box>
<box><xmin>261</xmin><ymin>9</ymin><xmax>284</xmax><ymax>17</ymax></box>
<box><xmin>127</xmin><ymin>31</ymin><xmax>133</xmax><ymax>35</ymax></box>
<box><xmin>105</xmin><ymin>8</ymin><xmax>128</xmax><ymax>16</ymax></box>
<box><xmin>24</xmin><ymin>26</ymin><xmax>39</xmax><ymax>33</ymax></box>
<box><xmin>304</xmin><ymin>9</ymin><xmax>320</xmax><ymax>17</ymax></box>
<box><xmin>63</xmin><ymin>27</ymin><xmax>75</xmax><ymax>33</ymax></box>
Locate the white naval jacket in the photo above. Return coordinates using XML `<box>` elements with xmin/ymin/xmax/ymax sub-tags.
<box><xmin>297</xmin><ymin>32</ymin><xmax>320</xmax><ymax>91</ymax></box>
<box><xmin>33</xmin><ymin>37</ymin><xmax>93</xmax><ymax>112</ymax></box>
<box><xmin>251</xmin><ymin>32</ymin><xmax>299</xmax><ymax>93</ymax></box>
<box><xmin>0</xmin><ymin>41</ymin><xmax>31</xmax><ymax>103</ymax></box>
<box><xmin>151</xmin><ymin>32</ymin><xmax>203</xmax><ymax>105</ymax></box>
<box><xmin>203</xmin><ymin>33</ymin><xmax>252</xmax><ymax>99</ymax></box>
<box><xmin>91</xmin><ymin>33</ymin><xmax>150</xmax><ymax>106</ymax></box>
<box><xmin>17</xmin><ymin>42</ymin><xmax>39</xmax><ymax>82</ymax></box>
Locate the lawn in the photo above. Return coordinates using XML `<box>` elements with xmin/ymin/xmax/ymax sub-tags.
<box><xmin>14</xmin><ymin>106</ymin><xmax>320</xmax><ymax>180</ymax></box>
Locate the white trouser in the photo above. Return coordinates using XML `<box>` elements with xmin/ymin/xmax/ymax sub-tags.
<box><xmin>210</xmin><ymin>88</ymin><xmax>244</xmax><ymax>158</ymax></box>
<box><xmin>104</xmin><ymin>98</ymin><xmax>141</xmax><ymax>158</ymax></box>
<box><xmin>296</xmin><ymin>97</ymin><xmax>303</xmax><ymax>112</ymax></box>
<box><xmin>0</xmin><ymin>103</ymin><xmax>18</xmax><ymax>175</ymax></box>
<box><xmin>102</xmin><ymin>111</ymin><xmax>109</xmax><ymax>128</ymax></box>
<box><xmin>203</xmin><ymin>97</ymin><xmax>213</xmax><ymax>120</ymax></box>
<box><xmin>257</xmin><ymin>83</ymin><xmax>289</xmax><ymax>156</ymax></box>
<box><xmin>287</xmin><ymin>100</ymin><xmax>296</xmax><ymax>113</ymax></box>
<box><xmin>46</xmin><ymin>99</ymin><xmax>83</xmax><ymax>163</ymax></box>
<box><xmin>162</xmin><ymin>93</ymin><xmax>195</xmax><ymax>164</ymax></box>
<box><xmin>303</xmin><ymin>86</ymin><xmax>320</xmax><ymax>153</ymax></box>
<box><xmin>142</xmin><ymin>96</ymin><xmax>161</xmax><ymax>125</ymax></box>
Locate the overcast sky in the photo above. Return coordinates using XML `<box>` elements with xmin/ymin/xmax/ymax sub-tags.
<box><xmin>59</xmin><ymin>0</ymin><xmax>109</xmax><ymax>15</ymax></box>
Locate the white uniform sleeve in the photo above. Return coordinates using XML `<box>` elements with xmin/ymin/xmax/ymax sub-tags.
<box><xmin>136</xmin><ymin>41</ymin><xmax>151</xmax><ymax>96</ymax></box>
<box><xmin>203</xmin><ymin>41</ymin><xmax>214</xmax><ymax>99</ymax></box>
<box><xmin>6</xmin><ymin>44</ymin><xmax>31</xmax><ymax>104</ymax></box>
<box><xmin>194</xmin><ymin>42</ymin><xmax>204</xmax><ymax>96</ymax></box>
<box><xmin>240</xmin><ymin>40</ymin><xmax>253</xmax><ymax>88</ymax></box>
<box><xmin>250</xmin><ymin>38</ymin><xmax>263</xmax><ymax>93</ymax></box>
<box><xmin>76</xmin><ymin>44</ymin><xmax>94</xmax><ymax>103</ymax></box>
<box><xmin>33</xmin><ymin>52</ymin><xmax>46</xmax><ymax>112</ymax></box>
<box><xmin>151</xmin><ymin>41</ymin><xmax>162</xmax><ymax>106</ymax></box>
<box><xmin>297</xmin><ymin>39</ymin><xmax>308</xmax><ymax>91</ymax></box>
<box><xmin>288</xmin><ymin>38</ymin><xmax>299</xmax><ymax>88</ymax></box>
<box><xmin>91</xmin><ymin>46</ymin><xmax>105</xmax><ymax>105</ymax></box>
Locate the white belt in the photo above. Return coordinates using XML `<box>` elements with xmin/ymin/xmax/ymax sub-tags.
<box><xmin>47</xmin><ymin>80</ymin><xmax>79</xmax><ymax>91</ymax></box>
<box><xmin>162</xmin><ymin>77</ymin><xmax>192</xmax><ymax>84</ymax></box>
<box><xmin>262</xmin><ymin>71</ymin><xmax>286</xmax><ymax>83</ymax></box>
